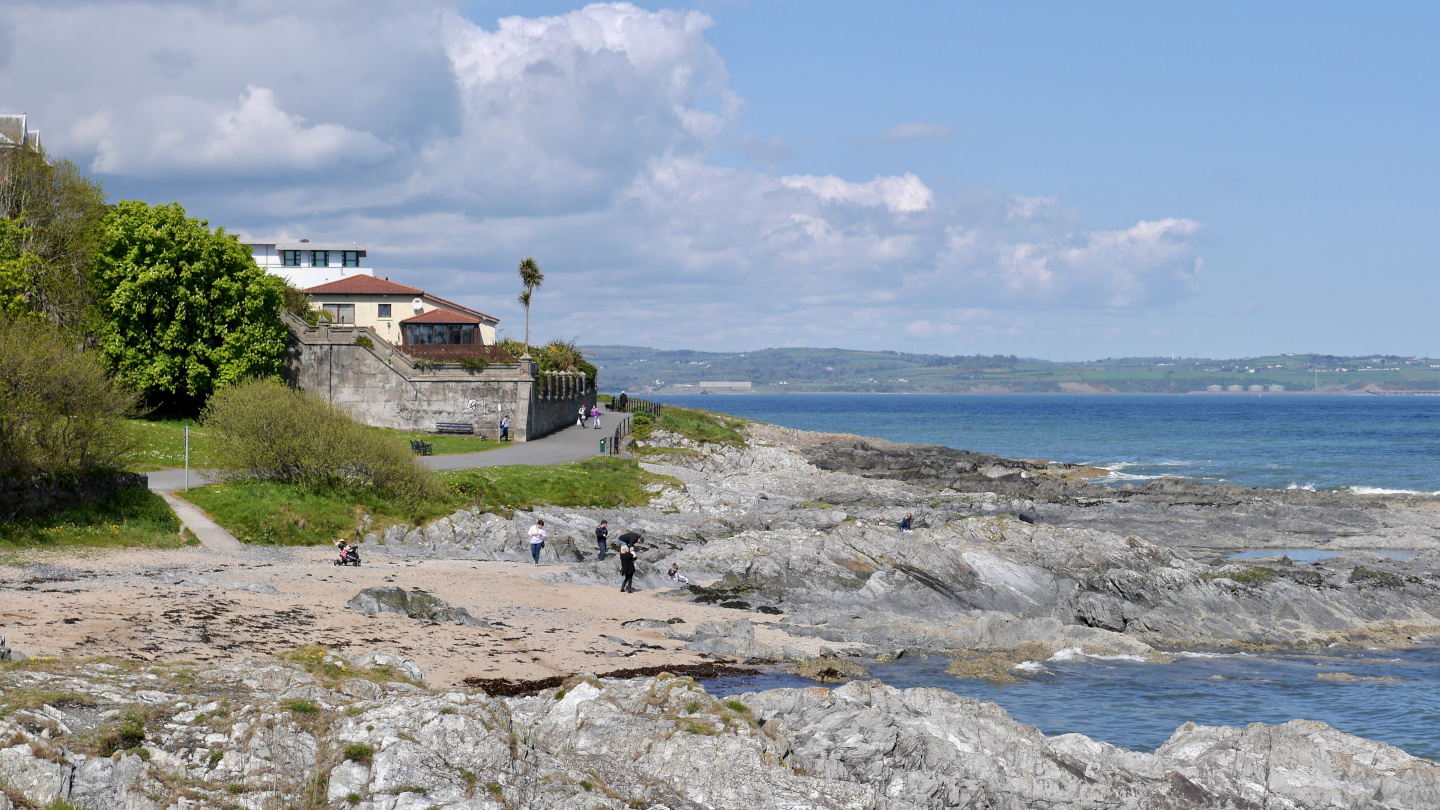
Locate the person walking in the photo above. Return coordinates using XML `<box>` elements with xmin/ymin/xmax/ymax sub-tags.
<box><xmin>578</xmin><ymin>405</ymin><xmax>588</xmax><ymax>428</ymax></box>
<box><xmin>591</xmin><ymin>405</ymin><xmax>601</xmax><ymax>429</ymax></box>
<box><xmin>528</xmin><ymin>519</ymin><xmax>546</xmax><ymax>564</ymax></box>
<box><xmin>619</xmin><ymin>542</ymin><xmax>636</xmax><ymax>593</ymax></box>
<box><xmin>618</xmin><ymin>390</ymin><xmax>628</xmax><ymax>412</ymax></box>
<box><xmin>500</xmin><ymin>415</ymin><xmax>510</xmax><ymax>442</ymax></box>
<box><xmin>595</xmin><ymin>520</ymin><xmax>609</xmax><ymax>561</ymax></box>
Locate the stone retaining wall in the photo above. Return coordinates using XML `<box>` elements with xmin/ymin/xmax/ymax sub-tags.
<box><xmin>0</xmin><ymin>471</ymin><xmax>149</xmax><ymax>520</ymax></box>
<box><xmin>282</xmin><ymin>312</ymin><xmax>593</xmax><ymax>441</ymax></box>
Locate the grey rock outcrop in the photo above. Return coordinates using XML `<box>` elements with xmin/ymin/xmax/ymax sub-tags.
<box><xmin>0</xmin><ymin>657</ymin><xmax>1435</xmax><ymax>809</ymax></box>
<box><xmin>347</xmin><ymin>586</ymin><xmax>490</xmax><ymax>627</ymax></box>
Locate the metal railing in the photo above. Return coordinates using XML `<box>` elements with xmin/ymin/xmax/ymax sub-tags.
<box><xmin>609</xmin><ymin>397</ymin><xmax>661</xmax><ymax>415</ymax></box>
<box><xmin>608</xmin><ymin>417</ymin><xmax>632</xmax><ymax>455</ymax></box>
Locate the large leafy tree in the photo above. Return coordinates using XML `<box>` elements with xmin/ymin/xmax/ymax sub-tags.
<box><xmin>0</xmin><ymin>145</ymin><xmax>109</xmax><ymax>331</ymax></box>
<box><xmin>93</xmin><ymin>201</ymin><xmax>288</xmax><ymax>411</ymax></box>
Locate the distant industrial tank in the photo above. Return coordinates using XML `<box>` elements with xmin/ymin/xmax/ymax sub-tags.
<box><xmin>1207</xmin><ymin>385</ymin><xmax>1223</xmax><ymax>392</ymax></box>
<box><xmin>1227</xmin><ymin>385</ymin><xmax>1243</xmax><ymax>392</ymax></box>
<box><xmin>1248</xmin><ymin>385</ymin><xmax>1264</xmax><ymax>392</ymax></box>
<box><xmin>1268</xmin><ymin>384</ymin><xmax>1285</xmax><ymax>392</ymax></box>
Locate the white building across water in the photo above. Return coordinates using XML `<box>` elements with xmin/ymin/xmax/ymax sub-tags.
<box><xmin>243</xmin><ymin>238</ymin><xmax>372</xmax><ymax>289</ymax></box>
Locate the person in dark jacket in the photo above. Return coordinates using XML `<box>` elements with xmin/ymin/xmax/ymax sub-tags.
<box><xmin>899</xmin><ymin>513</ymin><xmax>913</xmax><ymax>532</ymax></box>
<box><xmin>595</xmin><ymin>520</ymin><xmax>609</xmax><ymax>561</ymax></box>
<box><xmin>618</xmin><ymin>391</ymin><xmax>629</xmax><ymax>412</ymax></box>
<box><xmin>618</xmin><ymin>543</ymin><xmax>636</xmax><ymax>593</ymax></box>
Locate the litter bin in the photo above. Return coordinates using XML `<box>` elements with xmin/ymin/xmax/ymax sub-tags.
<box><xmin>600</xmin><ymin>438</ymin><xmax>607</xmax><ymax>454</ymax></box>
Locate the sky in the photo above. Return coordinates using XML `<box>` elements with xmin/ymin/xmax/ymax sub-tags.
<box><xmin>3</xmin><ymin>1</ymin><xmax>1437</xmax><ymax>360</ymax></box>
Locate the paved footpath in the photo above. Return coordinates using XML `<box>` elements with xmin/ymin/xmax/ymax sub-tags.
<box><xmin>148</xmin><ymin>413</ymin><xmax>630</xmax><ymax>541</ymax></box>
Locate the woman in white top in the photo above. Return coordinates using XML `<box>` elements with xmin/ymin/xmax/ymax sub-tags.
<box><xmin>528</xmin><ymin>520</ymin><xmax>546</xmax><ymax>564</ymax></box>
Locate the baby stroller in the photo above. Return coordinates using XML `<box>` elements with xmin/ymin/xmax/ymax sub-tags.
<box><xmin>334</xmin><ymin>539</ymin><xmax>362</xmax><ymax>567</ymax></box>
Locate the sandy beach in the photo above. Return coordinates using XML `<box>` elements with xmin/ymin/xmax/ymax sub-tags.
<box><xmin>0</xmin><ymin>545</ymin><xmax>838</xmax><ymax>687</ymax></box>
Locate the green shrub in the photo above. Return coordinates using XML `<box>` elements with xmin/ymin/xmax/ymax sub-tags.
<box><xmin>345</xmin><ymin>793</ymin><xmax>362</xmax><ymax>806</ymax></box>
<box><xmin>202</xmin><ymin>378</ymin><xmax>441</xmax><ymax>505</ymax></box>
<box><xmin>343</xmin><ymin>743</ymin><xmax>374</xmax><ymax>764</ymax></box>
<box><xmin>630</xmin><ymin>406</ymin><xmax>744</xmax><ymax>447</ymax></box>
<box><xmin>209</xmin><ymin>749</ymin><xmax>224</xmax><ymax>766</ymax></box>
<box><xmin>485</xmin><ymin>783</ymin><xmax>503</xmax><ymax>796</ymax></box>
<box><xmin>553</xmin><ymin>689</ymin><xmax>565</xmax><ymax>700</ymax></box>
<box><xmin>282</xmin><ymin>699</ymin><xmax>318</xmax><ymax>715</ymax></box>
<box><xmin>354</xmin><ymin>335</ymin><xmax>373</xmax><ymax>349</ymax></box>
<box><xmin>579</xmin><ymin>780</ymin><xmax>593</xmax><ymax>791</ymax></box>
<box><xmin>0</xmin><ymin>317</ymin><xmax>137</xmax><ymax>479</ymax></box>
<box><xmin>684</xmin><ymin>701</ymin><xmax>700</xmax><ymax>714</ymax></box>
<box><xmin>723</xmin><ymin>700</ymin><xmax>749</xmax><ymax>714</ymax></box>
<box><xmin>97</xmin><ymin>713</ymin><xmax>145</xmax><ymax>755</ymax></box>
<box><xmin>459</xmin><ymin>356</ymin><xmax>488</xmax><ymax>371</ymax></box>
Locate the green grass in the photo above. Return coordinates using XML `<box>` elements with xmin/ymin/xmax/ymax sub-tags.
<box><xmin>178</xmin><ymin>457</ymin><xmax>673</xmax><ymax>545</ymax></box>
<box><xmin>177</xmin><ymin>481</ymin><xmax>451</xmax><ymax>546</ymax></box>
<box><xmin>120</xmin><ymin>418</ymin><xmax>503</xmax><ymax>470</ymax></box>
<box><xmin>371</xmin><ymin>427</ymin><xmax>505</xmax><ymax>456</ymax></box>
<box><xmin>0</xmin><ymin>488</ymin><xmax>187</xmax><ymax>550</ymax></box>
<box><xmin>1199</xmin><ymin>566</ymin><xmax>1277</xmax><ymax>584</ymax></box>
<box><xmin>630</xmin><ymin>406</ymin><xmax>746</xmax><ymax>447</ymax></box>
<box><xmin>443</xmin><ymin>457</ymin><xmax>677</xmax><ymax>513</ymax></box>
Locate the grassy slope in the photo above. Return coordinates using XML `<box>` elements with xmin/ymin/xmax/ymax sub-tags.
<box><xmin>122</xmin><ymin>419</ymin><xmax>502</xmax><ymax>470</ymax></box>
<box><xmin>179</xmin><ymin>457</ymin><xmax>674</xmax><ymax>546</ymax></box>
<box><xmin>0</xmin><ymin>488</ymin><xmax>191</xmax><ymax>551</ymax></box>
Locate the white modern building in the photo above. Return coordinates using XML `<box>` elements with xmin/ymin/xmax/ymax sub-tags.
<box><xmin>0</xmin><ymin>114</ymin><xmax>41</xmax><ymax>150</ymax></box>
<box><xmin>243</xmin><ymin>238</ymin><xmax>373</xmax><ymax>288</ymax></box>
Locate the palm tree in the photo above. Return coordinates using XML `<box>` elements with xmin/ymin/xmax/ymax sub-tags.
<box><xmin>516</xmin><ymin>257</ymin><xmax>545</xmax><ymax>352</ymax></box>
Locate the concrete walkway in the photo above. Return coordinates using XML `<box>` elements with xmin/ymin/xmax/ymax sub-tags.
<box><xmin>157</xmin><ymin>491</ymin><xmax>244</xmax><ymax>551</ymax></box>
<box><xmin>423</xmin><ymin>414</ymin><xmax>631</xmax><ymax>471</ymax></box>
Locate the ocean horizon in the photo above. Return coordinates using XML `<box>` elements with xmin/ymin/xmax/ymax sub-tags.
<box><xmin>649</xmin><ymin>392</ymin><xmax>1440</xmax><ymax>493</ymax></box>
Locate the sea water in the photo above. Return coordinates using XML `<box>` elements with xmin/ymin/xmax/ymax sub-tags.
<box><xmin>657</xmin><ymin>393</ymin><xmax>1440</xmax><ymax>758</ymax></box>
<box><xmin>719</xmin><ymin>647</ymin><xmax>1440</xmax><ymax>761</ymax></box>
<box><xmin>653</xmin><ymin>393</ymin><xmax>1440</xmax><ymax>492</ymax></box>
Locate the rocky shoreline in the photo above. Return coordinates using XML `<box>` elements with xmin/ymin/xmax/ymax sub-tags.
<box><xmin>2</xmin><ymin>417</ymin><xmax>1439</xmax><ymax>807</ymax></box>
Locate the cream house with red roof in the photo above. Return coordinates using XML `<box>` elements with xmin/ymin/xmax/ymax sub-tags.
<box><xmin>304</xmin><ymin>276</ymin><xmax>499</xmax><ymax>346</ymax></box>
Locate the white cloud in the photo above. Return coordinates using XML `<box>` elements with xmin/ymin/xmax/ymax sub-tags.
<box><xmin>877</xmin><ymin>121</ymin><xmax>953</xmax><ymax>142</ymax></box>
<box><xmin>780</xmin><ymin>172</ymin><xmax>934</xmax><ymax>214</ymax></box>
<box><xmin>90</xmin><ymin>86</ymin><xmax>393</xmax><ymax>175</ymax></box>
<box><xmin>429</xmin><ymin>3</ymin><xmax>739</xmax><ymax>212</ymax></box>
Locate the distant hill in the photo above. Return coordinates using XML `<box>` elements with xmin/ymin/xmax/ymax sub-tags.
<box><xmin>581</xmin><ymin>346</ymin><xmax>1440</xmax><ymax>394</ymax></box>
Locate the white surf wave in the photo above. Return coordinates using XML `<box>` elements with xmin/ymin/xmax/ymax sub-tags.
<box><xmin>1347</xmin><ymin>486</ymin><xmax>1440</xmax><ymax>496</ymax></box>
<box><xmin>1048</xmin><ymin>647</ymin><xmax>1149</xmax><ymax>663</ymax></box>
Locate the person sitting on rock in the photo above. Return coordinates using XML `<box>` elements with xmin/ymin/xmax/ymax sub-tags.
<box><xmin>900</xmin><ymin>513</ymin><xmax>913</xmax><ymax>532</ymax></box>
<box><xmin>666</xmin><ymin>563</ymin><xmax>689</xmax><ymax>585</ymax></box>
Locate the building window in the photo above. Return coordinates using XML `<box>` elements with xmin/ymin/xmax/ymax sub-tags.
<box><xmin>312</xmin><ymin>250</ymin><xmax>329</xmax><ymax>267</ymax></box>
<box><xmin>321</xmin><ymin>303</ymin><xmax>355</xmax><ymax>324</ymax></box>
<box><xmin>343</xmin><ymin>251</ymin><xmax>360</xmax><ymax>267</ymax></box>
<box><xmin>403</xmin><ymin>323</ymin><xmax>475</xmax><ymax>345</ymax></box>
<box><xmin>377</xmin><ymin>304</ymin><xmax>392</xmax><ymax>318</ymax></box>
<box><xmin>282</xmin><ymin>250</ymin><xmax>301</xmax><ymax>267</ymax></box>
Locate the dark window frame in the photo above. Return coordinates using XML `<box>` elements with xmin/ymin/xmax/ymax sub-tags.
<box><xmin>343</xmin><ymin>250</ymin><xmax>360</xmax><ymax>268</ymax></box>
<box><xmin>282</xmin><ymin>250</ymin><xmax>301</xmax><ymax>267</ymax></box>
<box><xmin>312</xmin><ymin>250</ymin><xmax>329</xmax><ymax>268</ymax></box>
<box><xmin>377</xmin><ymin>304</ymin><xmax>392</xmax><ymax>318</ymax></box>
<box><xmin>320</xmin><ymin>303</ymin><xmax>355</xmax><ymax>324</ymax></box>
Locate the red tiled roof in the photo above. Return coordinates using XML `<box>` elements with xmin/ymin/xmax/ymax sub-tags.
<box><xmin>304</xmin><ymin>276</ymin><xmax>424</xmax><ymax>295</ymax></box>
<box><xmin>303</xmin><ymin>277</ymin><xmax>499</xmax><ymax>323</ymax></box>
<box><xmin>425</xmin><ymin>293</ymin><xmax>499</xmax><ymax>324</ymax></box>
<box><xmin>400</xmin><ymin>308</ymin><xmax>480</xmax><ymax>324</ymax></box>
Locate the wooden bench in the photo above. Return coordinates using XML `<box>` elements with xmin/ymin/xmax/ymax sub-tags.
<box><xmin>435</xmin><ymin>422</ymin><xmax>474</xmax><ymax>435</ymax></box>
<box><xmin>410</xmin><ymin>439</ymin><xmax>433</xmax><ymax>456</ymax></box>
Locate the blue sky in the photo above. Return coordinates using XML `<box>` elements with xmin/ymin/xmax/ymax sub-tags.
<box><xmin>4</xmin><ymin>1</ymin><xmax>1436</xmax><ymax>359</ymax></box>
